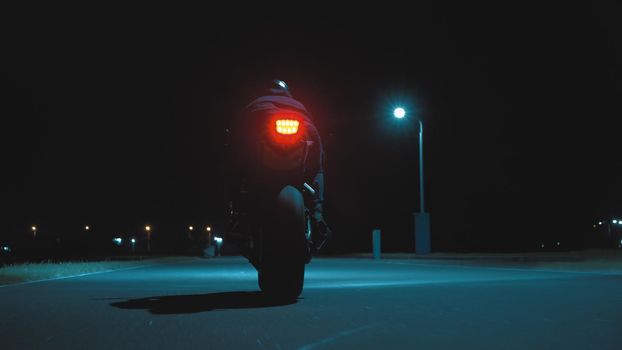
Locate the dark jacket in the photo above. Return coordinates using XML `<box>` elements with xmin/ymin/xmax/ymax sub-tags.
<box><xmin>239</xmin><ymin>89</ymin><xmax>325</xmax><ymax>207</ymax></box>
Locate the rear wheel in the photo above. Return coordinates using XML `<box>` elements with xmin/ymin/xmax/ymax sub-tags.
<box><xmin>258</xmin><ymin>185</ymin><xmax>307</xmax><ymax>300</ymax></box>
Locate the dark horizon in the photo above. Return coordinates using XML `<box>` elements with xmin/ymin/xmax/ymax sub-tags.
<box><xmin>3</xmin><ymin>4</ymin><xmax>621</xmax><ymax>253</ymax></box>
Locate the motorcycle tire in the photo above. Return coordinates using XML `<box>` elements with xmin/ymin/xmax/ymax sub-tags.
<box><xmin>258</xmin><ymin>185</ymin><xmax>306</xmax><ymax>300</ymax></box>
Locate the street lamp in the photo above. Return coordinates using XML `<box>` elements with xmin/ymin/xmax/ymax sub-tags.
<box><xmin>145</xmin><ymin>225</ymin><xmax>151</xmax><ymax>252</ymax></box>
<box><xmin>393</xmin><ymin>107</ymin><xmax>406</xmax><ymax>119</ymax></box>
<box><xmin>393</xmin><ymin>106</ymin><xmax>431</xmax><ymax>254</ymax></box>
<box><xmin>31</xmin><ymin>225</ymin><xmax>37</xmax><ymax>239</ymax></box>
<box><xmin>85</xmin><ymin>225</ymin><xmax>90</xmax><ymax>231</ymax></box>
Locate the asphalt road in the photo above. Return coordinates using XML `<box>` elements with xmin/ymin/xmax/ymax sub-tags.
<box><xmin>1</xmin><ymin>256</ymin><xmax>621</xmax><ymax>349</ymax></box>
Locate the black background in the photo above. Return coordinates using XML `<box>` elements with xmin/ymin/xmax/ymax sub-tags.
<box><xmin>2</xmin><ymin>3</ymin><xmax>621</xmax><ymax>253</ymax></box>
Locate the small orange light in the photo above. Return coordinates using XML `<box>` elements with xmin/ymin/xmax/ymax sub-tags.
<box><xmin>276</xmin><ymin>119</ymin><xmax>299</xmax><ymax>135</ymax></box>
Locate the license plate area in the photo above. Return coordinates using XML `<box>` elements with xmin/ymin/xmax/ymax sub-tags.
<box><xmin>259</xmin><ymin>141</ymin><xmax>306</xmax><ymax>172</ymax></box>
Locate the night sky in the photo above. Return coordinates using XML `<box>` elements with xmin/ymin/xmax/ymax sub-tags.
<box><xmin>3</xmin><ymin>3</ymin><xmax>621</xmax><ymax>253</ymax></box>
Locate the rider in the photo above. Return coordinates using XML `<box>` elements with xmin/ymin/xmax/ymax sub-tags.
<box><xmin>236</xmin><ymin>79</ymin><xmax>332</xmax><ymax>251</ymax></box>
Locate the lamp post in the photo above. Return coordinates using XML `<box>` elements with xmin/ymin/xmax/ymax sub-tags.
<box><xmin>394</xmin><ymin>106</ymin><xmax>431</xmax><ymax>254</ymax></box>
<box><xmin>31</xmin><ymin>225</ymin><xmax>37</xmax><ymax>239</ymax></box>
<box><xmin>145</xmin><ymin>225</ymin><xmax>151</xmax><ymax>252</ymax></box>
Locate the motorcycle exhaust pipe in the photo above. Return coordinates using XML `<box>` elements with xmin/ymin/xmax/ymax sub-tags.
<box><xmin>303</xmin><ymin>182</ymin><xmax>316</xmax><ymax>196</ymax></box>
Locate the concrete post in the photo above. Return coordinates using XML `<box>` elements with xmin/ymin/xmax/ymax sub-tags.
<box><xmin>373</xmin><ymin>229</ymin><xmax>381</xmax><ymax>260</ymax></box>
<box><xmin>414</xmin><ymin>213</ymin><xmax>431</xmax><ymax>254</ymax></box>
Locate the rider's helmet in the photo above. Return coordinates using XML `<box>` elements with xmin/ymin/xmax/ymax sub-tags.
<box><xmin>269</xmin><ymin>79</ymin><xmax>292</xmax><ymax>97</ymax></box>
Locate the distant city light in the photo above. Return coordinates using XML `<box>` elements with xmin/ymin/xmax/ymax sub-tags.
<box><xmin>540</xmin><ymin>244</ymin><xmax>545</xmax><ymax>248</ymax></box>
<box><xmin>393</xmin><ymin>107</ymin><xmax>406</xmax><ymax>119</ymax></box>
<box><xmin>85</xmin><ymin>226</ymin><xmax>90</xmax><ymax>231</ymax></box>
<box><xmin>206</xmin><ymin>226</ymin><xmax>212</xmax><ymax>232</ymax></box>
<box><xmin>556</xmin><ymin>242</ymin><xmax>560</xmax><ymax>246</ymax></box>
<box><xmin>599</xmin><ymin>222</ymin><xmax>603</xmax><ymax>225</ymax></box>
<box><xmin>145</xmin><ymin>225</ymin><xmax>151</xmax><ymax>232</ymax></box>
<box><xmin>1</xmin><ymin>246</ymin><xmax>10</xmax><ymax>252</ymax></box>
<box><xmin>214</xmin><ymin>237</ymin><xmax>223</xmax><ymax>243</ymax></box>
<box><xmin>131</xmin><ymin>238</ymin><xmax>136</xmax><ymax>244</ymax></box>
<box><xmin>31</xmin><ymin>226</ymin><xmax>37</xmax><ymax>231</ymax></box>
<box><xmin>189</xmin><ymin>226</ymin><xmax>194</xmax><ymax>231</ymax></box>
<box><xmin>113</xmin><ymin>238</ymin><xmax>123</xmax><ymax>245</ymax></box>
<box><xmin>614</xmin><ymin>220</ymin><xmax>618</xmax><ymax>224</ymax></box>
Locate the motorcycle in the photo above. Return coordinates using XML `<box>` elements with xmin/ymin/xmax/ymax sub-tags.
<box><xmin>226</xmin><ymin>113</ymin><xmax>319</xmax><ymax>300</ymax></box>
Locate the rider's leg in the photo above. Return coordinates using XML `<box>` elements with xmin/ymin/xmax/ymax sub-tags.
<box><xmin>309</xmin><ymin>172</ymin><xmax>332</xmax><ymax>251</ymax></box>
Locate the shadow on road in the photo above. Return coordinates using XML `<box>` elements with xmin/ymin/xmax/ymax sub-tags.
<box><xmin>109</xmin><ymin>291</ymin><xmax>297</xmax><ymax>314</ymax></box>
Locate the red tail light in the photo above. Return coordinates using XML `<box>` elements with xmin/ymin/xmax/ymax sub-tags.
<box><xmin>268</xmin><ymin>115</ymin><xmax>303</xmax><ymax>145</ymax></box>
<box><xmin>275</xmin><ymin>119</ymin><xmax>300</xmax><ymax>135</ymax></box>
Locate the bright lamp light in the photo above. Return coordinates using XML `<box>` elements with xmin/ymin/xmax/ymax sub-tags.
<box><xmin>393</xmin><ymin>107</ymin><xmax>406</xmax><ymax>119</ymax></box>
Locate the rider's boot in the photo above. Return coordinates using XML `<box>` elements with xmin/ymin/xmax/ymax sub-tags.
<box><xmin>310</xmin><ymin>204</ymin><xmax>332</xmax><ymax>252</ymax></box>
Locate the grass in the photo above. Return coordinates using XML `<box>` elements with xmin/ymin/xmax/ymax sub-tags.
<box><xmin>0</xmin><ymin>257</ymin><xmax>187</xmax><ymax>286</ymax></box>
